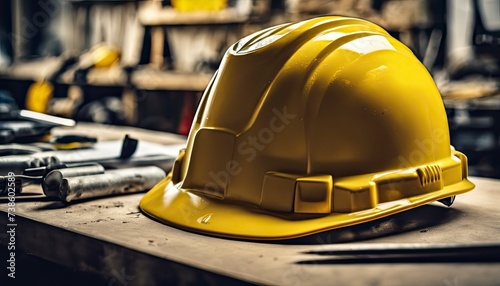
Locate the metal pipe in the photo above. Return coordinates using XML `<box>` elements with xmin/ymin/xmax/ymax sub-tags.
<box><xmin>59</xmin><ymin>166</ymin><xmax>166</xmax><ymax>202</ymax></box>
<box><xmin>0</xmin><ymin>155</ymin><xmax>60</xmax><ymax>176</ymax></box>
<box><xmin>42</xmin><ymin>163</ymin><xmax>106</xmax><ymax>197</ymax></box>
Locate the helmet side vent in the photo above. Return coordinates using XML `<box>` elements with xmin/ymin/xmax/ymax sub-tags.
<box><xmin>417</xmin><ymin>165</ymin><xmax>442</xmax><ymax>186</ymax></box>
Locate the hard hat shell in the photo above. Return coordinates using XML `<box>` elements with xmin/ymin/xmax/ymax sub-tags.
<box><xmin>140</xmin><ymin>16</ymin><xmax>475</xmax><ymax>240</ymax></box>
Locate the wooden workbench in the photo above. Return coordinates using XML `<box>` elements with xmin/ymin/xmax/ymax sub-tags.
<box><xmin>1</xmin><ymin>125</ymin><xmax>500</xmax><ymax>285</ymax></box>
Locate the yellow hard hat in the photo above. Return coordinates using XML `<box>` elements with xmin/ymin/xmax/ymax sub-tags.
<box><xmin>140</xmin><ymin>16</ymin><xmax>475</xmax><ymax>240</ymax></box>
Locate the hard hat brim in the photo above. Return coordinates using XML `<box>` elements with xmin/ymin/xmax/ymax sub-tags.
<box><xmin>140</xmin><ymin>175</ymin><xmax>475</xmax><ymax>240</ymax></box>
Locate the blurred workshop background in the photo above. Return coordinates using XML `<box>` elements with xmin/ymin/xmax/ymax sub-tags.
<box><xmin>0</xmin><ymin>0</ymin><xmax>499</xmax><ymax>178</ymax></box>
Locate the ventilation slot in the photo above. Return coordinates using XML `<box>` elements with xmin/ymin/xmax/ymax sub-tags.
<box><xmin>417</xmin><ymin>165</ymin><xmax>442</xmax><ymax>186</ymax></box>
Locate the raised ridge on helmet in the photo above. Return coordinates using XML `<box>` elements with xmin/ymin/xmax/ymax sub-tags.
<box><xmin>233</xmin><ymin>22</ymin><xmax>293</xmax><ymax>53</ymax></box>
<box><xmin>233</xmin><ymin>16</ymin><xmax>389</xmax><ymax>54</ymax></box>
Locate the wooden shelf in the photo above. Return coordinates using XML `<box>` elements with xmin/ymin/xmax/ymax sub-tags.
<box><xmin>0</xmin><ymin>57</ymin><xmax>63</xmax><ymax>81</ymax></box>
<box><xmin>58</xmin><ymin>65</ymin><xmax>127</xmax><ymax>87</ymax></box>
<box><xmin>138</xmin><ymin>4</ymin><xmax>248</xmax><ymax>26</ymax></box>
<box><xmin>1</xmin><ymin>60</ymin><xmax>213</xmax><ymax>92</ymax></box>
<box><xmin>61</xmin><ymin>67</ymin><xmax>213</xmax><ymax>91</ymax></box>
<box><xmin>132</xmin><ymin>68</ymin><xmax>213</xmax><ymax>91</ymax></box>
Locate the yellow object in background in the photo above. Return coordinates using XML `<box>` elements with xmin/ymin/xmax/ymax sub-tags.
<box><xmin>26</xmin><ymin>81</ymin><xmax>53</xmax><ymax>113</ymax></box>
<box><xmin>81</xmin><ymin>44</ymin><xmax>120</xmax><ymax>68</ymax></box>
<box><xmin>141</xmin><ymin>16</ymin><xmax>475</xmax><ymax>240</ymax></box>
<box><xmin>25</xmin><ymin>45</ymin><xmax>118</xmax><ymax>114</ymax></box>
<box><xmin>171</xmin><ymin>0</ymin><xmax>227</xmax><ymax>12</ymax></box>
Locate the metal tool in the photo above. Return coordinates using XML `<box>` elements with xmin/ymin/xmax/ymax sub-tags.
<box><xmin>298</xmin><ymin>242</ymin><xmax>500</xmax><ymax>264</ymax></box>
<box><xmin>0</xmin><ymin>144</ymin><xmax>52</xmax><ymax>156</ymax></box>
<box><xmin>0</xmin><ymin>159</ymin><xmax>103</xmax><ymax>195</ymax></box>
<box><xmin>59</xmin><ymin>166</ymin><xmax>166</xmax><ymax>202</ymax></box>
<box><xmin>0</xmin><ymin>155</ymin><xmax>60</xmax><ymax>177</ymax></box>
<box><xmin>0</xmin><ymin>176</ymin><xmax>22</xmax><ymax>194</ymax></box>
<box><xmin>42</xmin><ymin>163</ymin><xmax>106</xmax><ymax>197</ymax></box>
<box><xmin>17</xmin><ymin>110</ymin><xmax>76</xmax><ymax>127</ymax></box>
<box><xmin>97</xmin><ymin>154</ymin><xmax>175</xmax><ymax>172</ymax></box>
